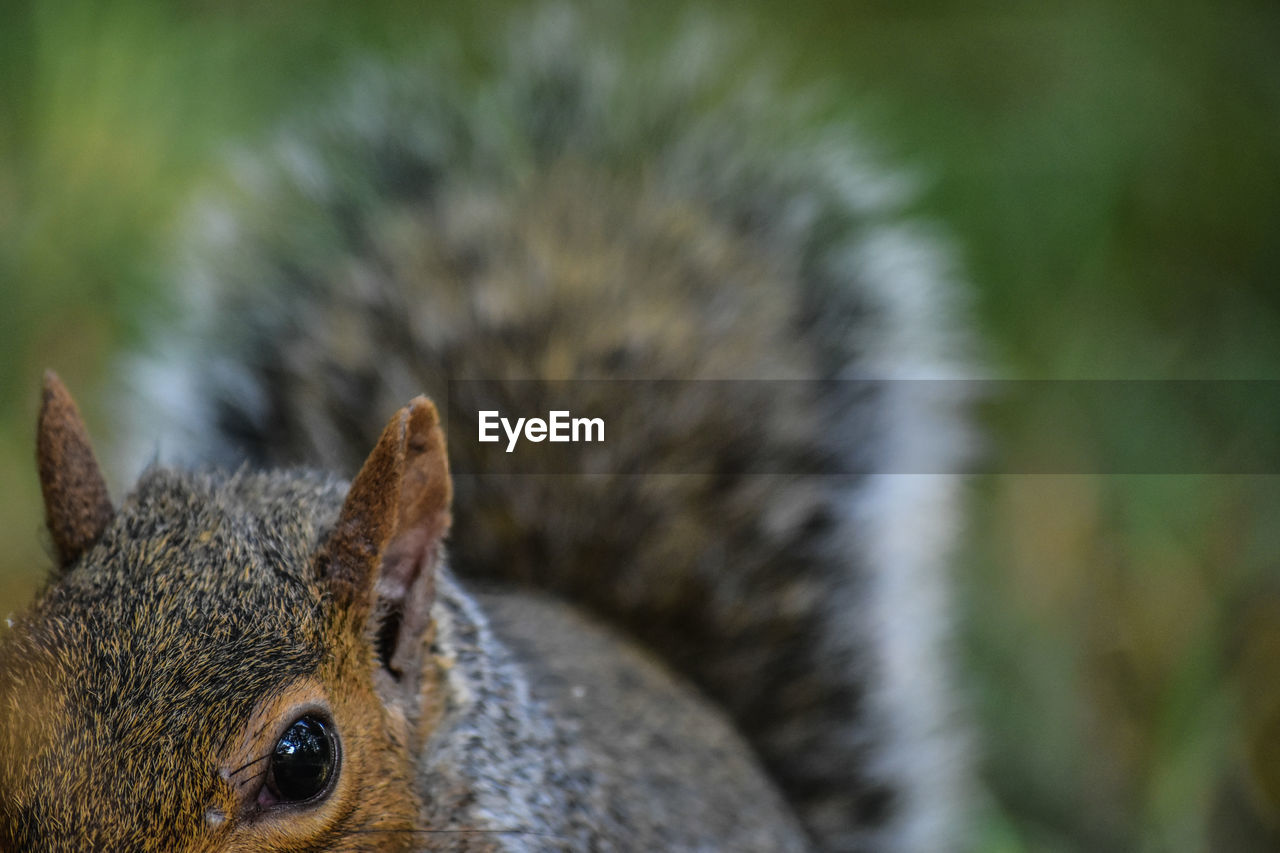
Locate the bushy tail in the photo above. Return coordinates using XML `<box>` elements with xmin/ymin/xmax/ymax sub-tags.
<box><xmin>122</xmin><ymin>7</ymin><xmax>972</xmax><ymax>850</ymax></box>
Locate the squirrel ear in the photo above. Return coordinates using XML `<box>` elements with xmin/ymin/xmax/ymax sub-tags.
<box><xmin>37</xmin><ymin>371</ymin><xmax>114</xmax><ymax>568</ymax></box>
<box><xmin>315</xmin><ymin>397</ymin><xmax>452</xmax><ymax>682</ymax></box>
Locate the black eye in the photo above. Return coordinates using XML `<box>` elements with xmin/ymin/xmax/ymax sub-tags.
<box><xmin>267</xmin><ymin>715</ymin><xmax>339</xmax><ymax>804</ymax></box>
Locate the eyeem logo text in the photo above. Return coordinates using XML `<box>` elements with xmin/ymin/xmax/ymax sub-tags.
<box><xmin>478</xmin><ymin>410</ymin><xmax>605</xmax><ymax>453</ymax></box>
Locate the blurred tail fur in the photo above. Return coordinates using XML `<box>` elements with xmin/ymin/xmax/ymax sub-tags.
<box><xmin>122</xmin><ymin>6</ymin><xmax>972</xmax><ymax>850</ymax></box>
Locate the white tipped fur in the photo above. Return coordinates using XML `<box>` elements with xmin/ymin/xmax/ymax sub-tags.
<box><xmin>120</xmin><ymin>5</ymin><xmax>974</xmax><ymax>849</ymax></box>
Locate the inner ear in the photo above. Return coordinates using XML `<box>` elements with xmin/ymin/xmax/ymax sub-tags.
<box><xmin>315</xmin><ymin>397</ymin><xmax>451</xmax><ymax>687</ymax></box>
<box><xmin>375</xmin><ymin>399</ymin><xmax>452</xmax><ymax>680</ymax></box>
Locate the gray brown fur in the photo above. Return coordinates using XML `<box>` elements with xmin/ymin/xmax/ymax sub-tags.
<box><xmin>0</xmin><ymin>468</ymin><xmax>336</xmax><ymax>850</ymax></box>
<box><xmin>110</xmin><ymin>6</ymin><xmax>971</xmax><ymax>851</ymax></box>
<box><xmin>0</xmin><ymin>462</ymin><xmax>806</xmax><ymax>850</ymax></box>
<box><xmin>415</xmin><ymin>580</ymin><xmax>810</xmax><ymax>851</ymax></box>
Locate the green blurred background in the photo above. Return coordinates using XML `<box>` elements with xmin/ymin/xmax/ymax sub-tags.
<box><xmin>2</xmin><ymin>1</ymin><xmax>1278</xmax><ymax>850</ymax></box>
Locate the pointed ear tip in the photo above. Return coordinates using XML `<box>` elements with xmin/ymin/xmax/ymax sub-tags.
<box><xmin>406</xmin><ymin>396</ymin><xmax>441</xmax><ymax>429</ymax></box>
<box><xmin>38</xmin><ymin>372</ymin><xmax>82</xmax><ymax>433</ymax></box>
<box><xmin>41</xmin><ymin>370</ymin><xmax>68</xmax><ymax>402</ymax></box>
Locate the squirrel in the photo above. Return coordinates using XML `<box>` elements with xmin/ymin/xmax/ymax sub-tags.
<box><xmin>0</xmin><ymin>6</ymin><xmax>971</xmax><ymax>852</ymax></box>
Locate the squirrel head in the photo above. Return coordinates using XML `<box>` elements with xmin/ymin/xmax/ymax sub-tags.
<box><xmin>0</xmin><ymin>373</ymin><xmax>453</xmax><ymax>852</ymax></box>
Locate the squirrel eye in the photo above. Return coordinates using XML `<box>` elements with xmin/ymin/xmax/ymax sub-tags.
<box><xmin>265</xmin><ymin>715</ymin><xmax>339</xmax><ymax>805</ymax></box>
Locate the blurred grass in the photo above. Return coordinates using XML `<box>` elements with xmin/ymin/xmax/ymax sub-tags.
<box><xmin>2</xmin><ymin>0</ymin><xmax>1279</xmax><ymax>850</ymax></box>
